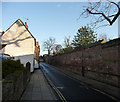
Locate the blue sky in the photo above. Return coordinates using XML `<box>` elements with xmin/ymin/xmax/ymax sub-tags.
<box><xmin>2</xmin><ymin>2</ymin><xmax>118</xmax><ymax>55</ymax></box>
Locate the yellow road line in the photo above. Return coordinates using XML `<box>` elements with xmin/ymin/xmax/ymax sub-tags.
<box><xmin>56</xmin><ymin>88</ymin><xmax>67</xmax><ymax>102</ymax></box>
<box><xmin>47</xmin><ymin>78</ymin><xmax>64</xmax><ymax>101</ymax></box>
<box><xmin>44</xmin><ymin>72</ymin><xmax>67</xmax><ymax>102</ymax></box>
<box><xmin>41</xmin><ymin>64</ymin><xmax>119</xmax><ymax>102</ymax></box>
<box><xmin>53</xmin><ymin>86</ymin><xmax>64</xmax><ymax>101</ymax></box>
<box><xmin>58</xmin><ymin>69</ymin><xmax>120</xmax><ymax>102</ymax></box>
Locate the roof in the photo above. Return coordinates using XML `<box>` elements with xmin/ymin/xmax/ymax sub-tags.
<box><xmin>2</xmin><ymin>19</ymin><xmax>36</xmax><ymax>42</ymax></box>
<box><xmin>101</xmin><ymin>39</ymin><xmax>107</xmax><ymax>44</ymax></box>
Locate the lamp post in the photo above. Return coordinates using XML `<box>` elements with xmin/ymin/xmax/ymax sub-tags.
<box><xmin>78</xmin><ymin>29</ymin><xmax>84</xmax><ymax>77</ymax></box>
<box><xmin>81</xmin><ymin>46</ymin><xmax>84</xmax><ymax>77</ymax></box>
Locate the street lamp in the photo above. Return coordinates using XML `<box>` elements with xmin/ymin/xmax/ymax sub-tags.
<box><xmin>78</xmin><ymin>29</ymin><xmax>84</xmax><ymax>77</ymax></box>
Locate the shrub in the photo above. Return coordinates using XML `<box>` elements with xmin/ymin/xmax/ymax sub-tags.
<box><xmin>2</xmin><ymin>59</ymin><xmax>25</xmax><ymax>78</ymax></box>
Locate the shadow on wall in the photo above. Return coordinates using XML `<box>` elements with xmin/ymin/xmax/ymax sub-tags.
<box><xmin>2</xmin><ymin>25</ymin><xmax>32</xmax><ymax>47</ymax></box>
<box><xmin>0</xmin><ymin>20</ymin><xmax>35</xmax><ymax>59</ymax></box>
<box><xmin>0</xmin><ymin>19</ymin><xmax>38</xmax><ymax>72</ymax></box>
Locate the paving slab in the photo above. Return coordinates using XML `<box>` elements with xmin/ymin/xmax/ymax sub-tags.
<box><xmin>21</xmin><ymin>69</ymin><xmax>57</xmax><ymax>100</ymax></box>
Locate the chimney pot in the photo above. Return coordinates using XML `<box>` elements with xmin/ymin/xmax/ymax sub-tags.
<box><xmin>25</xmin><ymin>22</ymin><xmax>28</xmax><ymax>29</ymax></box>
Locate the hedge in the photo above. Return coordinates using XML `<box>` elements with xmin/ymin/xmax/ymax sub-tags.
<box><xmin>2</xmin><ymin>59</ymin><xmax>26</xmax><ymax>79</ymax></box>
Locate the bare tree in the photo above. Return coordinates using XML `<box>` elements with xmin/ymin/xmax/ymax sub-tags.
<box><xmin>43</xmin><ymin>37</ymin><xmax>56</xmax><ymax>55</ymax></box>
<box><xmin>80</xmin><ymin>0</ymin><xmax>120</xmax><ymax>28</ymax></box>
<box><xmin>99</xmin><ymin>33</ymin><xmax>112</xmax><ymax>41</ymax></box>
<box><xmin>64</xmin><ymin>36</ymin><xmax>71</xmax><ymax>48</ymax></box>
<box><xmin>99</xmin><ymin>33</ymin><xmax>108</xmax><ymax>41</ymax></box>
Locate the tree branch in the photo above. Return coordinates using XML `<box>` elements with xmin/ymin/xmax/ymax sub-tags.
<box><xmin>111</xmin><ymin>2</ymin><xmax>120</xmax><ymax>9</ymax></box>
<box><xmin>80</xmin><ymin>1</ymin><xmax>120</xmax><ymax>28</ymax></box>
<box><xmin>86</xmin><ymin>8</ymin><xmax>112</xmax><ymax>24</ymax></box>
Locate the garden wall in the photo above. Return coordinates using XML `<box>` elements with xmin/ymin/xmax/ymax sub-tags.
<box><xmin>2</xmin><ymin>68</ymin><xmax>30</xmax><ymax>101</ymax></box>
<box><xmin>48</xmin><ymin>38</ymin><xmax>120</xmax><ymax>87</ymax></box>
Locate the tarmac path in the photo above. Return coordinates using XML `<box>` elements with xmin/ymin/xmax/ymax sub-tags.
<box><xmin>40</xmin><ymin>62</ymin><xmax>116</xmax><ymax>102</ymax></box>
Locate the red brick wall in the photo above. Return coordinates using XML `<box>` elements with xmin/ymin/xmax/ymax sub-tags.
<box><xmin>48</xmin><ymin>38</ymin><xmax>120</xmax><ymax>87</ymax></box>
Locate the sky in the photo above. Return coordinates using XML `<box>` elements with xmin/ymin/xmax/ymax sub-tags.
<box><xmin>1</xmin><ymin>2</ymin><xmax>118</xmax><ymax>55</ymax></box>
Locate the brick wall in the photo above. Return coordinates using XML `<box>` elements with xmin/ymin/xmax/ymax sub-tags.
<box><xmin>48</xmin><ymin>38</ymin><xmax>120</xmax><ymax>87</ymax></box>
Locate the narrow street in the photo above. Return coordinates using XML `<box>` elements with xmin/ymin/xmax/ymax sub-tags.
<box><xmin>40</xmin><ymin>62</ymin><xmax>116</xmax><ymax>101</ymax></box>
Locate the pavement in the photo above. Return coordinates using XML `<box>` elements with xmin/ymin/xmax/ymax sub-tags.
<box><xmin>20</xmin><ymin>69</ymin><xmax>57</xmax><ymax>100</ymax></box>
<box><xmin>48</xmin><ymin>64</ymin><xmax>120</xmax><ymax>101</ymax></box>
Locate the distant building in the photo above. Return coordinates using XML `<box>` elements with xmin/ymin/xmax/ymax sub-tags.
<box><xmin>34</xmin><ymin>41</ymin><xmax>40</xmax><ymax>68</ymax></box>
<box><xmin>56</xmin><ymin>44</ymin><xmax>62</xmax><ymax>51</ymax></box>
<box><xmin>101</xmin><ymin>39</ymin><xmax>107</xmax><ymax>44</ymax></box>
<box><xmin>0</xmin><ymin>19</ymin><xmax>40</xmax><ymax>72</ymax></box>
<box><xmin>55</xmin><ymin>44</ymin><xmax>62</xmax><ymax>54</ymax></box>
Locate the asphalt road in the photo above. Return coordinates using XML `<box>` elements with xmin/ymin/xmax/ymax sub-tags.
<box><xmin>40</xmin><ymin>62</ymin><xmax>116</xmax><ymax>102</ymax></box>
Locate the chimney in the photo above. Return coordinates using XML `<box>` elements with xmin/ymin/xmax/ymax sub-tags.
<box><xmin>22</xmin><ymin>21</ymin><xmax>24</xmax><ymax>24</ymax></box>
<box><xmin>36</xmin><ymin>42</ymin><xmax>39</xmax><ymax>47</ymax></box>
<box><xmin>25</xmin><ymin>22</ymin><xmax>28</xmax><ymax>29</ymax></box>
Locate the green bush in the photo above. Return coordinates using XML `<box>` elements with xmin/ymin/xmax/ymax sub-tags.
<box><xmin>2</xmin><ymin>59</ymin><xmax>25</xmax><ymax>78</ymax></box>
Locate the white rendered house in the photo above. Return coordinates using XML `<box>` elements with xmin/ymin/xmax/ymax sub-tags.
<box><xmin>0</xmin><ymin>19</ymin><xmax>40</xmax><ymax>72</ymax></box>
<box><xmin>0</xmin><ymin>28</ymin><xmax>3</xmax><ymax>43</ymax></box>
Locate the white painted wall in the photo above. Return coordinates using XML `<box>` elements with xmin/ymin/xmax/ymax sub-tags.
<box><xmin>2</xmin><ymin>20</ymin><xmax>34</xmax><ymax>56</ymax></box>
<box><xmin>34</xmin><ymin>59</ymin><xmax>39</xmax><ymax>69</ymax></box>
<box><xmin>1</xmin><ymin>19</ymin><xmax>36</xmax><ymax>72</ymax></box>
<box><xmin>14</xmin><ymin>54</ymin><xmax>34</xmax><ymax>72</ymax></box>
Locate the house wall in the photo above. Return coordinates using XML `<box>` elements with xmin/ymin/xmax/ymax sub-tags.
<box><xmin>2</xmin><ymin>20</ymin><xmax>34</xmax><ymax>56</ymax></box>
<box><xmin>14</xmin><ymin>54</ymin><xmax>34</xmax><ymax>72</ymax></box>
<box><xmin>34</xmin><ymin>59</ymin><xmax>39</xmax><ymax>69</ymax></box>
<box><xmin>1</xmin><ymin>20</ymin><xmax>35</xmax><ymax>72</ymax></box>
